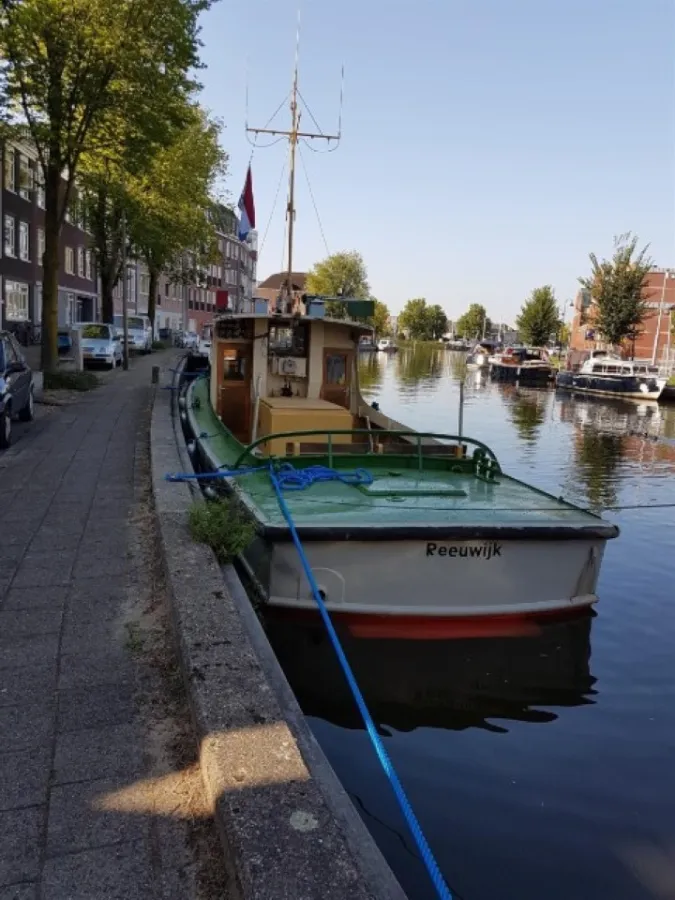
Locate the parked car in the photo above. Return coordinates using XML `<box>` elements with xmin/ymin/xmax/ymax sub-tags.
<box><xmin>113</xmin><ymin>315</ymin><xmax>152</xmax><ymax>353</ymax></box>
<box><xmin>0</xmin><ymin>331</ymin><xmax>34</xmax><ymax>449</ymax></box>
<box><xmin>77</xmin><ymin>323</ymin><xmax>122</xmax><ymax>369</ymax></box>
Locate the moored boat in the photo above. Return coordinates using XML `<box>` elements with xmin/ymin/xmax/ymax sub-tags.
<box><xmin>466</xmin><ymin>339</ymin><xmax>499</xmax><ymax>368</ymax></box>
<box><xmin>556</xmin><ymin>354</ymin><xmax>667</xmax><ymax>400</ymax></box>
<box><xmin>489</xmin><ymin>346</ymin><xmax>553</xmax><ymax>384</ymax></box>
<box><xmin>178</xmin><ymin>44</ymin><xmax>619</xmax><ymax>638</ymax></box>
<box><xmin>377</xmin><ymin>338</ymin><xmax>398</xmax><ymax>353</ymax></box>
<box><xmin>181</xmin><ymin>306</ymin><xmax>619</xmax><ymax>638</ymax></box>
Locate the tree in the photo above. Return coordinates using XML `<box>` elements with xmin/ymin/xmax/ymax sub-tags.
<box><xmin>128</xmin><ymin>106</ymin><xmax>224</xmax><ymax>330</ymax></box>
<box><xmin>578</xmin><ymin>233</ymin><xmax>653</xmax><ymax>348</ymax></box>
<box><xmin>370</xmin><ymin>299</ymin><xmax>390</xmax><ymax>337</ymax></box>
<box><xmin>427</xmin><ymin>303</ymin><xmax>448</xmax><ymax>340</ymax></box>
<box><xmin>80</xmin><ymin>89</ymin><xmax>202</xmax><ymax>324</ymax></box>
<box><xmin>398</xmin><ymin>298</ymin><xmax>429</xmax><ymax>340</ymax></box>
<box><xmin>306</xmin><ymin>251</ymin><xmax>369</xmax><ymax>318</ymax></box>
<box><xmin>0</xmin><ymin>0</ymin><xmax>210</xmax><ymax>370</ymax></box>
<box><xmin>517</xmin><ymin>286</ymin><xmax>560</xmax><ymax>346</ymax></box>
<box><xmin>455</xmin><ymin>304</ymin><xmax>491</xmax><ymax>340</ymax></box>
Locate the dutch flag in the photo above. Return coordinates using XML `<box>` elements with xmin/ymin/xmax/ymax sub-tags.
<box><xmin>237</xmin><ymin>165</ymin><xmax>255</xmax><ymax>241</ymax></box>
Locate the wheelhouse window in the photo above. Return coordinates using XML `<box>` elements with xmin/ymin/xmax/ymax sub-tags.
<box><xmin>221</xmin><ymin>348</ymin><xmax>247</xmax><ymax>381</ymax></box>
<box><xmin>269</xmin><ymin>323</ymin><xmax>308</xmax><ymax>356</ymax></box>
<box><xmin>325</xmin><ymin>353</ymin><xmax>347</xmax><ymax>385</ymax></box>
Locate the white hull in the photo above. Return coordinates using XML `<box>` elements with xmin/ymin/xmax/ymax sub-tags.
<box><xmin>265</xmin><ymin>537</ymin><xmax>606</xmax><ymax>619</ymax></box>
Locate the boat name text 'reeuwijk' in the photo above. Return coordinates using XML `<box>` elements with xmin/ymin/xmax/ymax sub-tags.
<box><xmin>426</xmin><ymin>542</ymin><xmax>502</xmax><ymax>559</ymax></box>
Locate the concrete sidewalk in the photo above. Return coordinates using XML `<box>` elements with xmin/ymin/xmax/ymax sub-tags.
<box><xmin>0</xmin><ymin>353</ymin><xmax>228</xmax><ymax>899</ymax></box>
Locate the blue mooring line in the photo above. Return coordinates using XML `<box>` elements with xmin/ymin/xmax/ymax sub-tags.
<box><xmin>165</xmin><ymin>460</ymin><xmax>452</xmax><ymax>899</ymax></box>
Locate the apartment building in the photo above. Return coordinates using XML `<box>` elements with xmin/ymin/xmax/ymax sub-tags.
<box><xmin>113</xmin><ymin>205</ymin><xmax>257</xmax><ymax>335</ymax></box>
<box><xmin>1</xmin><ymin>139</ymin><xmax>98</xmax><ymax>330</ymax></box>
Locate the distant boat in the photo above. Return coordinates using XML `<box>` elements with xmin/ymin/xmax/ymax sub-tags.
<box><xmin>466</xmin><ymin>340</ymin><xmax>499</xmax><ymax>368</ymax></box>
<box><xmin>489</xmin><ymin>346</ymin><xmax>553</xmax><ymax>385</ymax></box>
<box><xmin>556</xmin><ymin>354</ymin><xmax>667</xmax><ymax>400</ymax></box>
<box><xmin>377</xmin><ymin>338</ymin><xmax>398</xmax><ymax>353</ymax></box>
<box><xmin>358</xmin><ymin>337</ymin><xmax>377</xmax><ymax>352</ymax></box>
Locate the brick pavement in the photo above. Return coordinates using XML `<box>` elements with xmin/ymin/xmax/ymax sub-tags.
<box><xmin>0</xmin><ymin>352</ymin><xmax>227</xmax><ymax>899</ymax></box>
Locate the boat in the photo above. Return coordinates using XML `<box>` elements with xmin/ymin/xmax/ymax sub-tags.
<box><xmin>556</xmin><ymin>353</ymin><xmax>667</xmax><ymax>400</ymax></box>
<box><xmin>489</xmin><ymin>346</ymin><xmax>553</xmax><ymax>385</ymax></box>
<box><xmin>358</xmin><ymin>336</ymin><xmax>378</xmax><ymax>352</ymax></box>
<box><xmin>377</xmin><ymin>338</ymin><xmax>398</xmax><ymax>353</ymax></box>
<box><xmin>178</xmin><ymin>51</ymin><xmax>619</xmax><ymax>640</ymax></box>
<box><xmin>466</xmin><ymin>340</ymin><xmax>499</xmax><ymax>368</ymax></box>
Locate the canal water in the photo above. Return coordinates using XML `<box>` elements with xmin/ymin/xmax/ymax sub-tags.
<box><xmin>263</xmin><ymin>346</ymin><xmax>675</xmax><ymax>900</ymax></box>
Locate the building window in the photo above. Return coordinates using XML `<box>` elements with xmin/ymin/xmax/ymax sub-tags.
<box><xmin>65</xmin><ymin>293</ymin><xmax>79</xmax><ymax>324</ymax></box>
<box><xmin>4</xmin><ymin>147</ymin><xmax>16</xmax><ymax>192</ymax></box>
<box><xmin>37</xmin><ymin>229</ymin><xmax>45</xmax><ymax>265</ymax></box>
<box><xmin>85</xmin><ymin>250</ymin><xmax>92</xmax><ymax>281</ymax></box>
<box><xmin>77</xmin><ymin>246</ymin><xmax>85</xmax><ymax>277</ymax></box>
<box><xmin>4</xmin><ymin>215</ymin><xmax>16</xmax><ymax>257</ymax></box>
<box><xmin>19</xmin><ymin>155</ymin><xmax>32</xmax><ymax>199</ymax></box>
<box><xmin>65</xmin><ymin>246</ymin><xmax>74</xmax><ymax>274</ymax></box>
<box><xmin>5</xmin><ymin>280</ymin><xmax>29</xmax><ymax>321</ymax></box>
<box><xmin>19</xmin><ymin>222</ymin><xmax>30</xmax><ymax>261</ymax></box>
<box><xmin>139</xmin><ymin>273</ymin><xmax>149</xmax><ymax>295</ymax></box>
<box><xmin>34</xmin><ymin>284</ymin><xmax>42</xmax><ymax>325</ymax></box>
<box><xmin>35</xmin><ymin>171</ymin><xmax>45</xmax><ymax>208</ymax></box>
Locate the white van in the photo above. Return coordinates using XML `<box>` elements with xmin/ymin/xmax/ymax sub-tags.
<box><xmin>113</xmin><ymin>315</ymin><xmax>152</xmax><ymax>353</ymax></box>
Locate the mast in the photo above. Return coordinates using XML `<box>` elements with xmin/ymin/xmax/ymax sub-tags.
<box><xmin>246</xmin><ymin>18</ymin><xmax>340</xmax><ymax>306</ymax></box>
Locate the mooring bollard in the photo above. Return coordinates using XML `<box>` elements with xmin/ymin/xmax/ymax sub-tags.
<box><xmin>151</xmin><ymin>365</ymin><xmax>160</xmax><ymax>384</ymax></box>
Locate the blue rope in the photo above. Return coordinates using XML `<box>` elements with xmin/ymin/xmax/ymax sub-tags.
<box><xmin>266</xmin><ymin>466</ymin><xmax>453</xmax><ymax>900</ymax></box>
<box><xmin>275</xmin><ymin>462</ymin><xmax>373</xmax><ymax>491</ymax></box>
<box><xmin>165</xmin><ymin>457</ymin><xmax>452</xmax><ymax>897</ymax></box>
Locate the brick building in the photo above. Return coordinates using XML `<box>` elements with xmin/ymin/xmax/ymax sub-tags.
<box><xmin>1</xmin><ymin>139</ymin><xmax>98</xmax><ymax>330</ymax></box>
<box><xmin>569</xmin><ymin>268</ymin><xmax>675</xmax><ymax>363</ymax></box>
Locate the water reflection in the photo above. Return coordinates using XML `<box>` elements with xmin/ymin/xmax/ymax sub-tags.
<box><xmin>395</xmin><ymin>346</ymin><xmax>444</xmax><ymax>393</ymax></box>
<box><xmin>575</xmin><ymin>430</ymin><xmax>625</xmax><ymax>509</ymax></box>
<box><xmin>498</xmin><ymin>385</ymin><xmax>548</xmax><ymax>445</ymax></box>
<box><xmin>264</xmin><ymin>613</ymin><xmax>595</xmax><ymax>735</ymax></box>
<box><xmin>357</xmin><ymin>352</ymin><xmax>383</xmax><ymax>393</ymax></box>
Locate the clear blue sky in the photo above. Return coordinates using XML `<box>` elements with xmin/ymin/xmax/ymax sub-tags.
<box><xmin>198</xmin><ymin>0</ymin><xmax>675</xmax><ymax>323</ymax></box>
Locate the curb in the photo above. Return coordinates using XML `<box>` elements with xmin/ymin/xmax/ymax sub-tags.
<box><xmin>150</xmin><ymin>357</ymin><xmax>407</xmax><ymax>900</ymax></box>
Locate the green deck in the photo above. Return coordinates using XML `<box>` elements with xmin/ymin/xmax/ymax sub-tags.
<box><xmin>186</xmin><ymin>377</ymin><xmax>607</xmax><ymax>532</ymax></box>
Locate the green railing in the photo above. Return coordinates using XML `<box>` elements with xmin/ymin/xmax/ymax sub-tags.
<box><xmin>232</xmin><ymin>429</ymin><xmax>501</xmax><ymax>475</ymax></box>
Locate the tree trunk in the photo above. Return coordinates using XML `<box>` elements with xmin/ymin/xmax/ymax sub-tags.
<box><xmin>100</xmin><ymin>268</ymin><xmax>115</xmax><ymax>324</ymax></box>
<box><xmin>148</xmin><ymin>264</ymin><xmax>158</xmax><ymax>334</ymax></box>
<box><xmin>41</xmin><ymin>162</ymin><xmax>62</xmax><ymax>373</ymax></box>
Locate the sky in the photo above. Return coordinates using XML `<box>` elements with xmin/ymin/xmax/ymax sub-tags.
<box><xmin>197</xmin><ymin>0</ymin><xmax>675</xmax><ymax>323</ymax></box>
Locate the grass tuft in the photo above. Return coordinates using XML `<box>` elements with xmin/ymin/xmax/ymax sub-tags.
<box><xmin>189</xmin><ymin>497</ymin><xmax>256</xmax><ymax>563</ymax></box>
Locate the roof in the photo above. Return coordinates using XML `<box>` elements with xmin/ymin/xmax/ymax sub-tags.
<box><xmin>258</xmin><ymin>272</ymin><xmax>307</xmax><ymax>291</ymax></box>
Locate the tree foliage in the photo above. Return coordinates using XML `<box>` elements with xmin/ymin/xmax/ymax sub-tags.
<box><xmin>306</xmin><ymin>251</ymin><xmax>369</xmax><ymax>318</ymax></box>
<box><xmin>516</xmin><ymin>285</ymin><xmax>560</xmax><ymax>346</ymax></box>
<box><xmin>578</xmin><ymin>233</ymin><xmax>653</xmax><ymax>348</ymax></box>
<box><xmin>0</xmin><ymin>0</ymin><xmax>211</xmax><ymax>369</ymax></box>
<box><xmin>127</xmin><ymin>106</ymin><xmax>224</xmax><ymax>328</ymax></box>
<box><xmin>369</xmin><ymin>299</ymin><xmax>390</xmax><ymax>337</ymax></box>
<box><xmin>398</xmin><ymin>298</ymin><xmax>448</xmax><ymax>341</ymax></box>
<box><xmin>455</xmin><ymin>303</ymin><xmax>491</xmax><ymax>340</ymax></box>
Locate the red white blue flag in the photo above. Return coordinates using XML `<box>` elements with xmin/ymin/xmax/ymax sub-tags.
<box><xmin>237</xmin><ymin>165</ymin><xmax>255</xmax><ymax>241</ymax></box>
